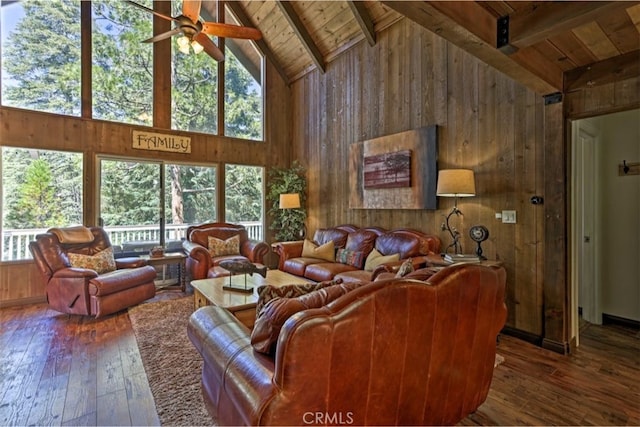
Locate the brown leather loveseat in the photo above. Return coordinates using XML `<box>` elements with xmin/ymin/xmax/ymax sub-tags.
<box><xmin>188</xmin><ymin>263</ymin><xmax>507</xmax><ymax>426</ymax></box>
<box><xmin>29</xmin><ymin>226</ymin><xmax>157</xmax><ymax>317</ymax></box>
<box><xmin>273</xmin><ymin>224</ymin><xmax>441</xmax><ymax>283</ymax></box>
<box><xmin>182</xmin><ymin>222</ymin><xmax>270</xmax><ymax>280</ymax></box>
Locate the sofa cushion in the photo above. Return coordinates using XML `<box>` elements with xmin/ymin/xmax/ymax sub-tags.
<box><xmin>364</xmin><ymin>248</ymin><xmax>400</xmax><ymax>271</ymax></box>
<box><xmin>301</xmin><ymin>239</ymin><xmax>335</xmax><ymax>262</ymax></box>
<box><xmin>304</xmin><ymin>262</ymin><xmax>358</xmax><ymax>282</ymax></box>
<box><xmin>335</xmin><ymin>248</ymin><xmax>366</xmax><ymax>269</ymax></box>
<box><xmin>251</xmin><ymin>282</ymin><xmax>363</xmax><ymax>355</ymax></box>
<box><xmin>68</xmin><ymin>246</ymin><xmax>116</xmax><ymax>274</ymax></box>
<box><xmin>312</xmin><ymin>228</ymin><xmax>348</xmax><ymax>248</ymax></box>
<box><xmin>282</xmin><ymin>257</ymin><xmax>324</xmax><ymax>277</ymax></box>
<box><xmin>344</xmin><ymin>229</ymin><xmax>377</xmax><ymax>255</ymax></box>
<box><xmin>255</xmin><ymin>278</ymin><xmax>342</xmax><ymax>315</ymax></box>
<box><xmin>376</xmin><ymin>232</ymin><xmax>423</xmax><ymax>259</ymax></box>
<box><xmin>208</xmin><ymin>235</ymin><xmax>240</xmax><ymax>257</ymax></box>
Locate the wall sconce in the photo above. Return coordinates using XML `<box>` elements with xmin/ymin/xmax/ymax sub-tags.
<box><xmin>436</xmin><ymin>169</ymin><xmax>476</xmax><ymax>254</ymax></box>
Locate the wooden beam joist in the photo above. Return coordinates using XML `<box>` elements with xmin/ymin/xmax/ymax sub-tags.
<box><xmin>504</xmin><ymin>1</ymin><xmax>639</xmax><ymax>51</ymax></box>
<box><xmin>276</xmin><ymin>1</ymin><xmax>326</xmax><ymax>73</ymax></box>
<box><xmin>225</xmin><ymin>1</ymin><xmax>291</xmax><ymax>86</ymax></box>
<box><xmin>564</xmin><ymin>49</ymin><xmax>640</xmax><ymax>92</ymax></box>
<box><xmin>382</xmin><ymin>1</ymin><xmax>558</xmax><ymax>94</ymax></box>
<box><xmin>347</xmin><ymin>1</ymin><xmax>376</xmax><ymax>47</ymax></box>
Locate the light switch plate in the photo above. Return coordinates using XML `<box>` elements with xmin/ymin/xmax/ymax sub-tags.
<box><xmin>502</xmin><ymin>210</ymin><xmax>516</xmax><ymax>223</ymax></box>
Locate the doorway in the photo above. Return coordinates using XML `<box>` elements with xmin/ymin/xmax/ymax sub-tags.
<box><xmin>570</xmin><ymin>109</ymin><xmax>640</xmax><ymax>345</ymax></box>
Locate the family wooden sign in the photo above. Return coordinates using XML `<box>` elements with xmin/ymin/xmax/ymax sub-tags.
<box><xmin>132</xmin><ymin>130</ymin><xmax>191</xmax><ymax>154</ymax></box>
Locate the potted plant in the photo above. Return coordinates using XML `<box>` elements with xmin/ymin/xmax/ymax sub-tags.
<box><xmin>266</xmin><ymin>161</ymin><xmax>307</xmax><ymax>241</ymax></box>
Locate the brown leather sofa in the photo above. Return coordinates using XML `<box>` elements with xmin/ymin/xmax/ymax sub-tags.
<box><xmin>182</xmin><ymin>222</ymin><xmax>270</xmax><ymax>280</ymax></box>
<box><xmin>188</xmin><ymin>263</ymin><xmax>507</xmax><ymax>426</ymax></box>
<box><xmin>272</xmin><ymin>224</ymin><xmax>441</xmax><ymax>283</ymax></box>
<box><xmin>29</xmin><ymin>226</ymin><xmax>157</xmax><ymax>318</ymax></box>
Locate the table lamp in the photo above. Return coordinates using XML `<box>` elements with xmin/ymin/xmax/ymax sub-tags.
<box><xmin>436</xmin><ymin>169</ymin><xmax>476</xmax><ymax>254</ymax></box>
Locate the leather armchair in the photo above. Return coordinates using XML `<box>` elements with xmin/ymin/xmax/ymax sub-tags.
<box><xmin>188</xmin><ymin>263</ymin><xmax>507</xmax><ymax>426</ymax></box>
<box><xmin>29</xmin><ymin>226</ymin><xmax>157</xmax><ymax>317</ymax></box>
<box><xmin>182</xmin><ymin>222</ymin><xmax>270</xmax><ymax>280</ymax></box>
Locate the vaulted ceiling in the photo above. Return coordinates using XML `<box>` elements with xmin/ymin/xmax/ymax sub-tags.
<box><xmin>212</xmin><ymin>1</ymin><xmax>640</xmax><ymax>95</ymax></box>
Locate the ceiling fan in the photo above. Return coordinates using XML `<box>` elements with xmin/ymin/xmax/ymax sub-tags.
<box><xmin>126</xmin><ymin>0</ymin><xmax>262</xmax><ymax>62</ymax></box>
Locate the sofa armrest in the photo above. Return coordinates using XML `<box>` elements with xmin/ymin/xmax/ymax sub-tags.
<box><xmin>272</xmin><ymin>241</ymin><xmax>304</xmax><ymax>270</ymax></box>
<box><xmin>188</xmin><ymin>306</ymin><xmax>277</xmax><ymax>426</ymax></box>
<box><xmin>241</xmin><ymin>239</ymin><xmax>270</xmax><ymax>264</ymax></box>
<box><xmin>52</xmin><ymin>267</ymin><xmax>99</xmax><ymax>279</ymax></box>
<box><xmin>183</xmin><ymin>240</ymin><xmax>212</xmax><ymax>280</ymax></box>
<box><xmin>115</xmin><ymin>257</ymin><xmax>148</xmax><ymax>269</ymax></box>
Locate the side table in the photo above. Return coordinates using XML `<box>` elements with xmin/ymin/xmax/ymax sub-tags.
<box><xmin>139</xmin><ymin>252</ymin><xmax>187</xmax><ymax>291</ymax></box>
<box><xmin>425</xmin><ymin>253</ymin><xmax>503</xmax><ymax>268</ymax></box>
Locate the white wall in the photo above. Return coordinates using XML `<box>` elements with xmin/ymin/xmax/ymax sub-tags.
<box><xmin>593</xmin><ymin>109</ymin><xmax>640</xmax><ymax>322</ymax></box>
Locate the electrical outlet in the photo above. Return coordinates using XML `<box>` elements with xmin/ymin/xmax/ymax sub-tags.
<box><xmin>502</xmin><ymin>210</ymin><xmax>516</xmax><ymax>223</ymax></box>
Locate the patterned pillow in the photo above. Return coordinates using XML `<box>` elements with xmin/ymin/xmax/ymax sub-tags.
<box><xmin>255</xmin><ymin>279</ymin><xmax>343</xmax><ymax>315</ymax></box>
<box><xmin>395</xmin><ymin>258</ymin><xmax>415</xmax><ymax>278</ymax></box>
<box><xmin>68</xmin><ymin>247</ymin><xmax>116</xmax><ymax>274</ymax></box>
<box><xmin>208</xmin><ymin>235</ymin><xmax>240</xmax><ymax>258</ymax></box>
<box><xmin>336</xmin><ymin>248</ymin><xmax>365</xmax><ymax>269</ymax></box>
<box><xmin>251</xmin><ymin>281</ymin><xmax>364</xmax><ymax>355</ymax></box>
<box><xmin>364</xmin><ymin>248</ymin><xmax>400</xmax><ymax>271</ymax></box>
<box><xmin>301</xmin><ymin>239</ymin><xmax>335</xmax><ymax>262</ymax></box>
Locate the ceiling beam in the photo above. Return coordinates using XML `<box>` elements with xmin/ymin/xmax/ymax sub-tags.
<box><xmin>347</xmin><ymin>1</ymin><xmax>376</xmax><ymax>47</ymax></box>
<box><xmin>504</xmin><ymin>2</ymin><xmax>639</xmax><ymax>52</ymax></box>
<box><xmin>276</xmin><ymin>1</ymin><xmax>326</xmax><ymax>73</ymax></box>
<box><xmin>382</xmin><ymin>1</ymin><xmax>557</xmax><ymax>94</ymax></box>
<box><xmin>225</xmin><ymin>1</ymin><xmax>291</xmax><ymax>86</ymax></box>
<box><xmin>564</xmin><ymin>49</ymin><xmax>640</xmax><ymax>92</ymax></box>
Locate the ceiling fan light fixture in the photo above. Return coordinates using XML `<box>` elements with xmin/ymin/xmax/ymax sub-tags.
<box><xmin>177</xmin><ymin>35</ymin><xmax>191</xmax><ymax>54</ymax></box>
<box><xmin>191</xmin><ymin>40</ymin><xmax>204</xmax><ymax>54</ymax></box>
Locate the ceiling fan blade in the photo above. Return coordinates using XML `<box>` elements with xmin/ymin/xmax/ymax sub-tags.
<box><xmin>202</xmin><ymin>22</ymin><xmax>262</xmax><ymax>40</ymax></box>
<box><xmin>126</xmin><ymin>1</ymin><xmax>176</xmax><ymax>22</ymax></box>
<box><xmin>194</xmin><ymin>33</ymin><xmax>225</xmax><ymax>62</ymax></box>
<box><xmin>142</xmin><ymin>27</ymin><xmax>183</xmax><ymax>43</ymax></box>
<box><xmin>182</xmin><ymin>0</ymin><xmax>202</xmax><ymax>23</ymax></box>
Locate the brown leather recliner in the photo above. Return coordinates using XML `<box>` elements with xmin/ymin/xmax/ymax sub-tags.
<box><xmin>182</xmin><ymin>222</ymin><xmax>270</xmax><ymax>280</ymax></box>
<box><xmin>29</xmin><ymin>226</ymin><xmax>157</xmax><ymax>318</ymax></box>
<box><xmin>188</xmin><ymin>263</ymin><xmax>507</xmax><ymax>426</ymax></box>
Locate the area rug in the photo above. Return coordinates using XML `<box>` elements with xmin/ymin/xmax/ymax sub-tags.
<box><xmin>128</xmin><ymin>296</ymin><xmax>214</xmax><ymax>426</ymax></box>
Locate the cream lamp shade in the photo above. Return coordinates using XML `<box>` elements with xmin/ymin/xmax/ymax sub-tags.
<box><xmin>436</xmin><ymin>169</ymin><xmax>476</xmax><ymax>197</ymax></box>
<box><xmin>279</xmin><ymin>193</ymin><xmax>301</xmax><ymax>209</ymax></box>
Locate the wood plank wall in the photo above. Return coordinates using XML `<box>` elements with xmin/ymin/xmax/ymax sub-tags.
<box><xmin>0</xmin><ymin>61</ymin><xmax>291</xmax><ymax>307</ymax></box>
<box><xmin>292</xmin><ymin>18</ymin><xmax>549</xmax><ymax>338</ymax></box>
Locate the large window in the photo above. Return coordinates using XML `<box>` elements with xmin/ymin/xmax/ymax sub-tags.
<box><xmin>1</xmin><ymin>0</ymin><xmax>82</xmax><ymax>116</ymax></box>
<box><xmin>225</xmin><ymin>164</ymin><xmax>264</xmax><ymax>240</ymax></box>
<box><xmin>1</xmin><ymin>147</ymin><xmax>83</xmax><ymax>261</ymax></box>
<box><xmin>99</xmin><ymin>158</ymin><xmax>218</xmax><ymax>254</ymax></box>
<box><xmin>224</xmin><ymin>5</ymin><xmax>263</xmax><ymax>141</ymax></box>
<box><xmin>1</xmin><ymin>1</ymin><xmax>264</xmax><ymax>140</ymax></box>
<box><xmin>92</xmin><ymin>0</ymin><xmax>154</xmax><ymax>125</ymax></box>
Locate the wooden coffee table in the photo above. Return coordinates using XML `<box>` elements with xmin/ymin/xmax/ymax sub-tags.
<box><xmin>191</xmin><ymin>269</ymin><xmax>311</xmax><ymax>328</ymax></box>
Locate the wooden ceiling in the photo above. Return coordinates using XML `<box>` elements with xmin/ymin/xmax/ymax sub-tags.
<box><xmin>212</xmin><ymin>1</ymin><xmax>640</xmax><ymax>94</ymax></box>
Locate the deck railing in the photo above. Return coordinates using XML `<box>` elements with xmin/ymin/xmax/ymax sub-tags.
<box><xmin>1</xmin><ymin>221</ymin><xmax>263</xmax><ymax>261</ymax></box>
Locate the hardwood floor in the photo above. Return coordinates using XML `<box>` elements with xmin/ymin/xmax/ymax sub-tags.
<box><xmin>1</xmin><ymin>293</ymin><xmax>638</xmax><ymax>426</ymax></box>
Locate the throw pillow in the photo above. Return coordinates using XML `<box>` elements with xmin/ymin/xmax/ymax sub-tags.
<box><xmin>208</xmin><ymin>234</ymin><xmax>240</xmax><ymax>258</ymax></box>
<box><xmin>68</xmin><ymin>247</ymin><xmax>116</xmax><ymax>274</ymax></box>
<box><xmin>395</xmin><ymin>258</ymin><xmax>415</xmax><ymax>278</ymax></box>
<box><xmin>364</xmin><ymin>248</ymin><xmax>400</xmax><ymax>272</ymax></box>
<box><xmin>251</xmin><ymin>281</ymin><xmax>364</xmax><ymax>355</ymax></box>
<box><xmin>301</xmin><ymin>239</ymin><xmax>335</xmax><ymax>262</ymax></box>
<box><xmin>335</xmin><ymin>248</ymin><xmax>366</xmax><ymax>269</ymax></box>
<box><xmin>255</xmin><ymin>278</ymin><xmax>343</xmax><ymax>315</ymax></box>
